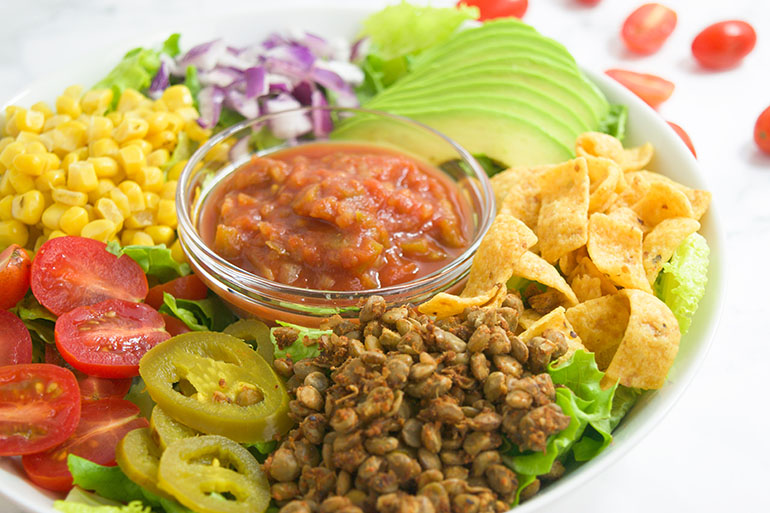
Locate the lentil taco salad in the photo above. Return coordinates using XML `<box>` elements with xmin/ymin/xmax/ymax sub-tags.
<box><xmin>0</xmin><ymin>3</ymin><xmax>715</xmax><ymax>513</ymax></box>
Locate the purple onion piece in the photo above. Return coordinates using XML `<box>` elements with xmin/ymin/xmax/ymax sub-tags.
<box><xmin>229</xmin><ymin>136</ymin><xmax>250</xmax><ymax>161</ymax></box>
<box><xmin>244</xmin><ymin>67</ymin><xmax>267</xmax><ymax>99</ymax></box>
<box><xmin>292</xmin><ymin>81</ymin><xmax>314</xmax><ymax>106</ymax></box>
<box><xmin>350</xmin><ymin>37</ymin><xmax>370</xmax><ymax>62</ymax></box>
<box><xmin>197</xmin><ymin>86</ymin><xmax>226</xmax><ymax>129</ymax></box>
<box><xmin>198</xmin><ymin>67</ymin><xmax>243</xmax><ymax>88</ymax></box>
<box><xmin>262</xmin><ymin>33</ymin><xmax>288</xmax><ymax>50</ymax></box>
<box><xmin>311</xmin><ymin>67</ymin><xmax>350</xmax><ymax>94</ymax></box>
<box><xmin>265</xmin><ymin>94</ymin><xmax>312</xmax><ymax>139</ymax></box>
<box><xmin>179</xmin><ymin>38</ymin><xmax>227</xmax><ymax>71</ymax></box>
<box><xmin>225</xmin><ymin>89</ymin><xmax>260</xmax><ymax>119</ymax></box>
<box><xmin>148</xmin><ymin>61</ymin><xmax>170</xmax><ymax>99</ymax></box>
<box><xmin>310</xmin><ymin>90</ymin><xmax>333</xmax><ymax>137</ymax></box>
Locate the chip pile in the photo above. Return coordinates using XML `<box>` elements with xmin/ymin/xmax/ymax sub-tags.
<box><xmin>420</xmin><ymin>132</ymin><xmax>711</xmax><ymax>390</ymax></box>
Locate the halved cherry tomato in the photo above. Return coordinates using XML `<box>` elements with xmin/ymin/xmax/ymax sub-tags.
<box><xmin>692</xmin><ymin>20</ymin><xmax>756</xmax><ymax>70</ymax></box>
<box><xmin>55</xmin><ymin>299</ymin><xmax>170</xmax><ymax>378</ymax></box>
<box><xmin>605</xmin><ymin>69</ymin><xmax>674</xmax><ymax>109</ymax></box>
<box><xmin>161</xmin><ymin>314</ymin><xmax>191</xmax><ymax>337</ymax></box>
<box><xmin>0</xmin><ymin>364</ymin><xmax>80</xmax><ymax>457</ymax></box>
<box><xmin>577</xmin><ymin>0</ymin><xmax>602</xmax><ymax>5</ymax></box>
<box><xmin>0</xmin><ymin>310</ymin><xmax>32</xmax><ymax>366</ymax></box>
<box><xmin>22</xmin><ymin>398</ymin><xmax>148</xmax><ymax>491</ymax></box>
<box><xmin>755</xmin><ymin>106</ymin><xmax>770</xmax><ymax>155</ymax></box>
<box><xmin>457</xmin><ymin>0</ymin><xmax>528</xmax><ymax>20</ymax></box>
<box><xmin>44</xmin><ymin>344</ymin><xmax>132</xmax><ymax>402</ymax></box>
<box><xmin>31</xmin><ymin>236</ymin><xmax>148</xmax><ymax>316</ymax></box>
<box><xmin>0</xmin><ymin>244</ymin><xmax>31</xmax><ymax>310</ymax></box>
<box><xmin>668</xmin><ymin>121</ymin><xmax>697</xmax><ymax>158</ymax></box>
<box><xmin>621</xmin><ymin>3</ymin><xmax>677</xmax><ymax>55</ymax></box>
<box><xmin>145</xmin><ymin>274</ymin><xmax>208</xmax><ymax>310</ymax></box>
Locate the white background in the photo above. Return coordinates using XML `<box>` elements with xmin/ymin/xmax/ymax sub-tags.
<box><xmin>2</xmin><ymin>0</ymin><xmax>769</xmax><ymax>511</ymax></box>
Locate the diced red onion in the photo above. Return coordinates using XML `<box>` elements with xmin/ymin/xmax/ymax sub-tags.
<box><xmin>178</xmin><ymin>39</ymin><xmax>227</xmax><ymax>72</ymax></box>
<box><xmin>310</xmin><ymin>89</ymin><xmax>333</xmax><ymax>137</ymax></box>
<box><xmin>229</xmin><ymin>136</ymin><xmax>251</xmax><ymax>161</ymax></box>
<box><xmin>265</xmin><ymin>94</ymin><xmax>312</xmax><ymax>139</ymax></box>
<box><xmin>244</xmin><ymin>67</ymin><xmax>267</xmax><ymax>98</ymax></box>
<box><xmin>197</xmin><ymin>86</ymin><xmax>226</xmax><ymax>129</ymax></box>
<box><xmin>148</xmin><ymin>61</ymin><xmax>170</xmax><ymax>99</ymax></box>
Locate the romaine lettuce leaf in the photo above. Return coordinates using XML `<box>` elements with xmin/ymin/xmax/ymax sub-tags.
<box><xmin>609</xmin><ymin>385</ymin><xmax>643</xmax><ymax>430</ymax></box>
<box><xmin>94</xmin><ymin>49</ymin><xmax>160</xmax><ymax>109</ymax></box>
<box><xmin>654</xmin><ymin>232</ymin><xmax>710</xmax><ymax>334</ymax></box>
<box><xmin>163</xmin><ymin>132</ymin><xmax>197</xmax><ymax>174</ymax></box>
<box><xmin>183</xmin><ymin>66</ymin><xmax>202</xmax><ymax>106</ymax></box>
<box><xmin>162</xmin><ymin>34</ymin><xmax>181</xmax><ymax>58</ymax></box>
<box><xmin>13</xmin><ymin>294</ymin><xmax>56</xmax><ymax>359</ymax></box>
<box><xmin>599</xmin><ymin>104</ymin><xmax>628</xmax><ymax>141</ymax></box>
<box><xmin>105</xmin><ymin>242</ymin><xmax>190</xmax><ymax>283</ymax></box>
<box><xmin>68</xmin><ymin>455</ymin><xmax>145</xmax><ymax>504</ymax></box>
<box><xmin>269</xmin><ymin>321</ymin><xmax>330</xmax><ymax>361</ymax></box>
<box><xmin>54</xmin><ymin>501</ymin><xmax>150</xmax><ymax>513</ymax></box>
<box><xmin>159</xmin><ymin>292</ymin><xmax>237</xmax><ymax>332</ymax></box>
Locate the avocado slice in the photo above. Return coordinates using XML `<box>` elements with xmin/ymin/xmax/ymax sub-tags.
<box><xmin>333</xmin><ymin>108</ymin><xmax>573</xmax><ymax>168</ymax></box>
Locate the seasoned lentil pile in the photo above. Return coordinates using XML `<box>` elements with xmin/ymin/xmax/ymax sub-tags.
<box><xmin>266</xmin><ymin>295</ymin><xmax>572</xmax><ymax>513</ymax></box>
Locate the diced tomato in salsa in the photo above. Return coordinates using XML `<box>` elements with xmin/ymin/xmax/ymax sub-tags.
<box><xmin>201</xmin><ymin>143</ymin><xmax>470</xmax><ymax>291</ymax></box>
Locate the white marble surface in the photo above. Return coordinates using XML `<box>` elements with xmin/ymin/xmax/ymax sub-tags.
<box><xmin>2</xmin><ymin>0</ymin><xmax>769</xmax><ymax>511</ymax></box>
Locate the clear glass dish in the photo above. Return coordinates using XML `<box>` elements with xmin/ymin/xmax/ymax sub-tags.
<box><xmin>176</xmin><ymin>106</ymin><xmax>495</xmax><ymax>325</ymax></box>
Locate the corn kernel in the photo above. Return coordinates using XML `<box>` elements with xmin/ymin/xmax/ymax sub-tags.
<box><xmin>11</xmin><ymin>191</ymin><xmax>45</xmax><ymax>225</ymax></box>
<box><xmin>106</xmin><ymin>110</ymin><xmax>123</xmax><ymax>125</ymax></box>
<box><xmin>2</xmin><ymin>115</ymin><xmax>19</xmax><ymax>137</ymax></box>
<box><xmin>137</xmin><ymin>166</ymin><xmax>164</xmax><ymax>193</ymax></box>
<box><xmin>0</xmin><ymin>142</ymin><xmax>25</xmax><ymax>169</ymax></box>
<box><xmin>0</xmin><ymin>137</ymin><xmax>14</xmax><ymax>154</ymax></box>
<box><xmin>81</xmin><ymin>89</ymin><xmax>114</xmax><ymax>115</ymax></box>
<box><xmin>0</xmin><ymin>172</ymin><xmax>14</xmax><ymax>196</ymax></box>
<box><xmin>145</xmin><ymin>225</ymin><xmax>175</xmax><ymax>246</ymax></box>
<box><xmin>151</xmin><ymin>99</ymin><xmax>169</xmax><ymax>112</ymax></box>
<box><xmin>0</xmin><ymin>220</ymin><xmax>28</xmax><ymax>248</ymax></box>
<box><xmin>55</xmin><ymin>121</ymin><xmax>88</xmax><ymax>153</ymax></box>
<box><xmin>117</xmin><ymin>145</ymin><xmax>146</xmax><ymax>178</ymax></box>
<box><xmin>36</xmin><ymin>169</ymin><xmax>66</xmax><ymax>192</ymax></box>
<box><xmin>0</xmin><ymin>196</ymin><xmax>13</xmax><ymax>221</ymax></box>
<box><xmin>130</xmin><ymin>231</ymin><xmax>155</xmax><ymax>246</ymax></box>
<box><xmin>184</xmin><ymin>119</ymin><xmax>212</xmax><ymax>143</ymax></box>
<box><xmin>63</xmin><ymin>85</ymin><xmax>83</xmax><ymax>98</ymax></box>
<box><xmin>144</xmin><ymin>112</ymin><xmax>170</xmax><ymax>136</ymax></box>
<box><xmin>143</xmin><ymin>191</ymin><xmax>160</xmax><ymax>212</ymax></box>
<box><xmin>170</xmin><ymin>238</ymin><xmax>186</xmax><ymax>263</ymax></box>
<box><xmin>7</xmin><ymin>168</ymin><xmax>36</xmax><ymax>193</ymax></box>
<box><xmin>87</xmin><ymin>156</ymin><xmax>118</xmax><ymax>178</ymax></box>
<box><xmin>33</xmin><ymin>234</ymin><xmax>47</xmax><ymax>252</ymax></box>
<box><xmin>204</xmin><ymin>141</ymin><xmax>233</xmax><ymax>163</ymax></box>
<box><xmin>167</xmin><ymin>160</ymin><xmax>188</xmax><ymax>181</ymax></box>
<box><xmin>12</xmin><ymin>153</ymin><xmax>44</xmax><ymax>176</ymax></box>
<box><xmin>114</xmin><ymin>117</ymin><xmax>149</xmax><ymax>143</ymax></box>
<box><xmin>81</xmin><ymin>219</ymin><xmax>116</xmax><ymax>242</ymax></box>
<box><xmin>67</xmin><ymin>161</ymin><xmax>98</xmax><ymax>192</ymax></box>
<box><xmin>121</xmin><ymin>138</ymin><xmax>153</xmax><ymax>156</ymax></box>
<box><xmin>4</xmin><ymin>106</ymin><xmax>22</xmax><ymax>121</ymax></box>
<box><xmin>86</xmin><ymin>116</ymin><xmax>114</xmax><ymax>142</ymax></box>
<box><xmin>108</xmin><ymin>188</ymin><xmax>132</xmax><ymax>218</ymax></box>
<box><xmin>43</xmin><ymin>153</ymin><xmax>60</xmax><ymax>173</ymax></box>
<box><xmin>41</xmin><ymin>202</ymin><xmax>69</xmax><ymax>230</ymax></box>
<box><xmin>156</xmin><ymin>199</ymin><xmax>177</xmax><ymax>228</ymax></box>
<box><xmin>166</xmin><ymin>112</ymin><xmax>187</xmax><ymax>131</ymax></box>
<box><xmin>48</xmin><ymin>229</ymin><xmax>66</xmax><ymax>240</ymax></box>
<box><xmin>43</xmin><ymin>114</ymin><xmax>72</xmax><ymax>132</ymax></box>
<box><xmin>160</xmin><ymin>180</ymin><xmax>178</xmax><ymax>200</ymax></box>
<box><xmin>147</xmin><ymin>130</ymin><xmax>176</xmax><ymax>151</ymax></box>
<box><xmin>125</xmin><ymin>210</ymin><xmax>155</xmax><ymax>229</ymax></box>
<box><xmin>56</xmin><ymin>94</ymin><xmax>82</xmax><ymax>118</ymax></box>
<box><xmin>51</xmin><ymin>188</ymin><xmax>88</xmax><ymax>207</ymax></box>
<box><xmin>15</xmin><ymin>132</ymin><xmax>40</xmax><ymax>145</ymax></box>
<box><xmin>118</xmin><ymin>181</ymin><xmax>145</xmax><ymax>212</ymax></box>
<box><xmin>147</xmin><ymin>149</ymin><xmax>169</xmax><ymax>168</ymax></box>
<box><xmin>83</xmin><ymin>203</ymin><xmax>94</xmax><ymax>221</ymax></box>
<box><xmin>117</xmin><ymin>89</ymin><xmax>150</xmax><ymax>113</ymax></box>
<box><xmin>31</xmin><ymin>102</ymin><xmax>54</xmax><ymax>119</ymax></box>
<box><xmin>162</xmin><ymin>85</ymin><xmax>194</xmax><ymax>111</ymax></box>
<box><xmin>24</xmin><ymin>141</ymin><xmax>47</xmax><ymax>155</ymax></box>
<box><xmin>59</xmin><ymin>206</ymin><xmax>89</xmax><ymax>235</ymax></box>
<box><xmin>89</xmin><ymin>137</ymin><xmax>119</xmax><ymax>159</ymax></box>
<box><xmin>61</xmin><ymin>151</ymin><xmax>80</xmax><ymax>173</ymax></box>
<box><xmin>119</xmin><ymin>230</ymin><xmax>136</xmax><ymax>246</ymax></box>
<box><xmin>88</xmin><ymin>178</ymin><xmax>116</xmax><ymax>203</ymax></box>
<box><xmin>16</xmin><ymin>109</ymin><xmax>46</xmax><ymax>134</ymax></box>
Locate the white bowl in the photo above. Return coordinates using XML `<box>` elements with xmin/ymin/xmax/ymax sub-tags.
<box><xmin>0</xmin><ymin>5</ymin><xmax>725</xmax><ymax>513</ymax></box>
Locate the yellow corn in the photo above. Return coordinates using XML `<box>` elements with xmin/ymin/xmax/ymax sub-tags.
<box><xmin>204</xmin><ymin>141</ymin><xmax>232</xmax><ymax>163</ymax></box>
<box><xmin>36</xmin><ymin>169</ymin><xmax>66</xmax><ymax>192</ymax></box>
<box><xmin>11</xmin><ymin>190</ymin><xmax>46</xmax><ymax>225</ymax></box>
<box><xmin>47</xmin><ymin>229</ymin><xmax>66</xmax><ymax>240</ymax></box>
<box><xmin>170</xmin><ymin>238</ymin><xmax>186</xmax><ymax>263</ymax></box>
<box><xmin>145</xmin><ymin>225</ymin><xmax>175</xmax><ymax>246</ymax></box>
<box><xmin>88</xmin><ymin>156</ymin><xmax>119</xmax><ymax>178</ymax></box>
<box><xmin>162</xmin><ymin>85</ymin><xmax>194</xmax><ymax>111</ymax></box>
<box><xmin>137</xmin><ymin>166</ymin><xmax>164</xmax><ymax>193</ymax></box>
<box><xmin>117</xmin><ymin>89</ymin><xmax>151</xmax><ymax>113</ymax></box>
<box><xmin>143</xmin><ymin>191</ymin><xmax>160</xmax><ymax>212</ymax></box>
<box><xmin>95</xmin><ymin>197</ymin><xmax>124</xmax><ymax>228</ymax></box>
<box><xmin>184</xmin><ymin>119</ymin><xmax>212</xmax><ymax>142</ymax></box>
<box><xmin>33</xmin><ymin>234</ymin><xmax>47</xmax><ymax>252</ymax></box>
<box><xmin>15</xmin><ymin>132</ymin><xmax>41</xmax><ymax>145</ymax></box>
<box><xmin>88</xmin><ymin>178</ymin><xmax>116</xmax><ymax>203</ymax></box>
<box><xmin>167</xmin><ymin>159</ymin><xmax>188</xmax><ymax>181</ymax></box>
<box><xmin>56</xmin><ymin>94</ymin><xmax>82</xmax><ymax>118</ymax></box>
<box><xmin>117</xmin><ymin>145</ymin><xmax>146</xmax><ymax>178</ymax></box>
<box><xmin>114</xmin><ymin>117</ymin><xmax>149</xmax><ymax>143</ymax></box>
<box><xmin>125</xmin><ymin>210</ymin><xmax>155</xmax><ymax>229</ymax></box>
<box><xmin>41</xmin><ymin>203</ymin><xmax>69</xmax><ymax>230</ymax></box>
<box><xmin>81</xmin><ymin>219</ymin><xmax>116</xmax><ymax>242</ymax></box>
<box><xmin>108</xmin><ymin>188</ymin><xmax>131</xmax><ymax>218</ymax></box>
<box><xmin>151</xmin><ymin>99</ymin><xmax>169</xmax><ymax>112</ymax></box>
<box><xmin>86</xmin><ymin>116</ymin><xmax>114</xmax><ymax>142</ymax></box>
<box><xmin>67</xmin><ymin>161</ymin><xmax>98</xmax><ymax>192</ymax></box>
<box><xmin>120</xmin><ymin>230</ymin><xmax>137</xmax><ymax>246</ymax></box>
<box><xmin>166</xmin><ymin>112</ymin><xmax>187</xmax><ymax>131</ymax></box>
<box><xmin>0</xmin><ymin>196</ymin><xmax>13</xmax><ymax>220</ymax></box>
<box><xmin>31</xmin><ymin>102</ymin><xmax>54</xmax><ymax>119</ymax></box>
<box><xmin>2</xmin><ymin>116</ymin><xmax>19</xmax><ymax>138</ymax></box>
<box><xmin>147</xmin><ymin>148</ymin><xmax>169</xmax><ymax>168</ymax></box>
<box><xmin>81</xmin><ymin>89</ymin><xmax>113</xmax><ymax>116</ymax></box>
<box><xmin>0</xmin><ymin>142</ymin><xmax>25</xmax><ymax>169</ymax></box>
<box><xmin>0</xmin><ymin>220</ymin><xmax>28</xmax><ymax>247</ymax></box>
<box><xmin>118</xmin><ymin>181</ymin><xmax>145</xmax><ymax>212</ymax></box>
<box><xmin>52</xmin><ymin>188</ymin><xmax>88</xmax><ymax>207</ymax></box>
<box><xmin>55</xmin><ymin>121</ymin><xmax>87</xmax><ymax>154</ymax></box>
<box><xmin>59</xmin><ymin>206</ymin><xmax>89</xmax><ymax>235</ymax></box>
<box><xmin>156</xmin><ymin>199</ymin><xmax>177</xmax><ymax>228</ymax></box>
<box><xmin>43</xmin><ymin>114</ymin><xmax>72</xmax><ymax>132</ymax></box>
<box><xmin>146</xmin><ymin>130</ymin><xmax>176</xmax><ymax>151</ymax></box>
<box><xmin>0</xmin><ymin>172</ymin><xmax>14</xmax><ymax>196</ymax></box>
<box><xmin>121</xmin><ymin>138</ymin><xmax>153</xmax><ymax>156</ymax></box>
<box><xmin>106</xmin><ymin>111</ymin><xmax>123</xmax><ymax>126</ymax></box>
<box><xmin>15</xmin><ymin>109</ymin><xmax>45</xmax><ymax>134</ymax></box>
<box><xmin>160</xmin><ymin>180</ymin><xmax>178</xmax><ymax>200</ymax></box>
<box><xmin>12</xmin><ymin>153</ymin><xmax>45</xmax><ymax>176</ymax></box>
<box><xmin>63</xmin><ymin>85</ymin><xmax>83</xmax><ymax>98</ymax></box>
<box><xmin>24</xmin><ymin>141</ymin><xmax>47</xmax><ymax>154</ymax></box>
<box><xmin>89</xmin><ymin>137</ymin><xmax>119</xmax><ymax>158</ymax></box>
<box><xmin>7</xmin><ymin>168</ymin><xmax>36</xmax><ymax>193</ymax></box>
<box><xmin>130</xmin><ymin>230</ymin><xmax>155</xmax><ymax>246</ymax></box>
<box><xmin>144</xmin><ymin>112</ymin><xmax>170</xmax><ymax>135</ymax></box>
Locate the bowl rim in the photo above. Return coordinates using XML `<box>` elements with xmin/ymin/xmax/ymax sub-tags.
<box><xmin>175</xmin><ymin>105</ymin><xmax>495</xmax><ymax>299</ymax></box>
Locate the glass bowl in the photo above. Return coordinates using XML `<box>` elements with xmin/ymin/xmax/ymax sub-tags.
<box><xmin>176</xmin><ymin>106</ymin><xmax>494</xmax><ymax>325</ymax></box>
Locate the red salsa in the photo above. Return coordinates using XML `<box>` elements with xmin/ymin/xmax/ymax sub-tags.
<box><xmin>201</xmin><ymin>143</ymin><xmax>471</xmax><ymax>291</ymax></box>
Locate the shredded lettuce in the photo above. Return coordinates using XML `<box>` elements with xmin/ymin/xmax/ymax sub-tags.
<box><xmin>54</xmin><ymin>500</ymin><xmax>150</xmax><ymax>513</ymax></box>
<box><xmin>159</xmin><ymin>292</ymin><xmax>237</xmax><ymax>332</ymax></box>
<box><xmin>183</xmin><ymin>66</ymin><xmax>202</xmax><ymax>106</ymax></box>
<box><xmin>269</xmin><ymin>321</ymin><xmax>330</xmax><ymax>361</ymax></box>
<box><xmin>105</xmin><ymin>242</ymin><xmax>190</xmax><ymax>283</ymax></box>
<box><xmin>163</xmin><ymin>132</ymin><xmax>197</xmax><ymax>174</ymax></box>
<box><xmin>162</xmin><ymin>34</ymin><xmax>182</xmax><ymax>58</ymax></box>
<box><xmin>609</xmin><ymin>385</ymin><xmax>643</xmax><ymax>430</ymax></box>
<box><xmin>599</xmin><ymin>104</ymin><xmax>628</xmax><ymax>141</ymax></box>
<box><xmin>654</xmin><ymin>233</ymin><xmax>710</xmax><ymax>334</ymax></box>
<box><xmin>13</xmin><ymin>294</ymin><xmax>56</xmax><ymax>358</ymax></box>
<box><xmin>94</xmin><ymin>49</ymin><xmax>161</xmax><ymax>109</ymax></box>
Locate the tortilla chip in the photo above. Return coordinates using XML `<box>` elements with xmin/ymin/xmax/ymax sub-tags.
<box><xmin>513</xmin><ymin>251</ymin><xmax>579</xmax><ymax>307</ymax></box>
<box><xmin>570</xmin><ymin>274</ymin><xmax>604</xmax><ymax>303</ymax></box>
<box><xmin>586</xmin><ymin>156</ymin><xmax>622</xmax><ymax>213</ymax></box>
<box><xmin>565</xmin><ymin>294</ymin><xmax>630</xmax><ymax>369</ymax></box>
<box><xmin>626</xmin><ymin>170</ymin><xmax>711</xmax><ymax>221</ymax></box>
<box><xmin>608</xmin><ymin>206</ymin><xmax>647</xmax><ymax>233</ymax></box>
<box><xmin>613</xmin><ymin>172</ymin><xmax>650</xmax><ymax>210</ymax></box>
<box><xmin>418</xmin><ymin>285</ymin><xmax>502</xmax><ymax>318</ymax></box>
<box><xmin>462</xmin><ymin>214</ymin><xmax>537</xmax><ymax>297</ymax></box>
<box><xmin>518</xmin><ymin>306</ymin><xmax>584</xmax><ymax>363</ymax></box>
<box><xmin>575</xmin><ymin>132</ymin><xmax>653</xmax><ymax>172</ymax></box>
<box><xmin>558</xmin><ymin>249</ymin><xmax>579</xmax><ymax>276</ymax></box>
<box><xmin>569</xmin><ymin>256</ymin><xmax>617</xmax><ymax>295</ymax></box>
<box><xmin>587</xmin><ymin>212</ymin><xmax>652</xmax><ymax>293</ymax></box>
<box><xmin>602</xmin><ymin>289</ymin><xmax>680</xmax><ymax>389</ymax></box>
<box><xmin>643</xmin><ymin>217</ymin><xmax>701</xmax><ymax>284</ymax></box>
<box><xmin>632</xmin><ymin>181</ymin><xmax>694</xmax><ymax>227</ymax></box>
<box><xmin>518</xmin><ymin>308</ymin><xmax>543</xmax><ymax>331</ymax></box>
<box><xmin>536</xmin><ymin>157</ymin><xmax>590</xmax><ymax>263</ymax></box>
<box><xmin>492</xmin><ymin>166</ymin><xmax>546</xmax><ymax>229</ymax></box>
<box><xmin>621</xmin><ymin>142</ymin><xmax>654</xmax><ymax>171</ymax></box>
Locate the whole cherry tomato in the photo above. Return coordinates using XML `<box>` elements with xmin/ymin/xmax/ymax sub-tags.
<box><xmin>457</xmin><ymin>0</ymin><xmax>528</xmax><ymax>20</ymax></box>
<box><xmin>577</xmin><ymin>0</ymin><xmax>602</xmax><ymax>5</ymax></box>
<box><xmin>692</xmin><ymin>20</ymin><xmax>756</xmax><ymax>70</ymax></box>
<box><xmin>667</xmin><ymin>122</ymin><xmax>697</xmax><ymax>158</ymax></box>
<box><xmin>621</xmin><ymin>3</ymin><xmax>677</xmax><ymax>55</ymax></box>
<box><xmin>755</xmin><ymin>106</ymin><xmax>770</xmax><ymax>155</ymax></box>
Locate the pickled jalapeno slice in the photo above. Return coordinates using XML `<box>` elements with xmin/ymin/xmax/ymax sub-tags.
<box><xmin>223</xmin><ymin>319</ymin><xmax>274</xmax><ymax>365</ymax></box>
<box><xmin>115</xmin><ymin>427</ymin><xmax>171</xmax><ymax>500</ymax></box>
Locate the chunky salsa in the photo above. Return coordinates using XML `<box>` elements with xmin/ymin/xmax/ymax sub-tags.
<box><xmin>201</xmin><ymin>143</ymin><xmax>471</xmax><ymax>291</ymax></box>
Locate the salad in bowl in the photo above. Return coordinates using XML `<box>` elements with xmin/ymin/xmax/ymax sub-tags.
<box><xmin>0</xmin><ymin>3</ymin><xmax>722</xmax><ymax>513</ymax></box>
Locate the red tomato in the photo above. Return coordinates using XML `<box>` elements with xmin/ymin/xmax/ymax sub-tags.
<box><xmin>55</xmin><ymin>299</ymin><xmax>170</xmax><ymax>378</ymax></box>
<box><xmin>0</xmin><ymin>244</ymin><xmax>31</xmax><ymax>310</ymax></box>
<box><xmin>0</xmin><ymin>364</ymin><xmax>80</xmax><ymax>457</ymax></box>
<box><xmin>31</xmin><ymin>236</ymin><xmax>148</xmax><ymax>316</ymax></box>
<box><xmin>605</xmin><ymin>69</ymin><xmax>674</xmax><ymax>109</ymax></box>
<box><xmin>145</xmin><ymin>274</ymin><xmax>208</xmax><ymax>310</ymax></box>
<box><xmin>755</xmin><ymin>106</ymin><xmax>770</xmax><ymax>155</ymax></box>
<box><xmin>577</xmin><ymin>0</ymin><xmax>602</xmax><ymax>5</ymax></box>
<box><xmin>667</xmin><ymin>122</ymin><xmax>697</xmax><ymax>158</ymax></box>
<box><xmin>457</xmin><ymin>0</ymin><xmax>528</xmax><ymax>20</ymax></box>
<box><xmin>0</xmin><ymin>310</ymin><xmax>32</xmax><ymax>366</ymax></box>
<box><xmin>621</xmin><ymin>3</ymin><xmax>677</xmax><ymax>55</ymax></box>
<box><xmin>161</xmin><ymin>314</ymin><xmax>191</xmax><ymax>336</ymax></box>
<box><xmin>44</xmin><ymin>344</ymin><xmax>132</xmax><ymax>401</ymax></box>
<box><xmin>22</xmin><ymin>398</ymin><xmax>148</xmax><ymax>491</ymax></box>
<box><xmin>692</xmin><ymin>20</ymin><xmax>756</xmax><ymax>70</ymax></box>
